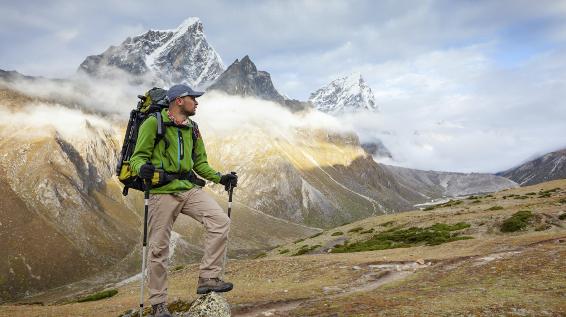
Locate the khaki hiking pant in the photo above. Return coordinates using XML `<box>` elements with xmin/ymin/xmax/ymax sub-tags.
<box><xmin>146</xmin><ymin>187</ymin><xmax>230</xmax><ymax>305</ymax></box>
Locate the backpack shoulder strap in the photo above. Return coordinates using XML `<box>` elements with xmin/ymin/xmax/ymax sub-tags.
<box><xmin>189</xmin><ymin>119</ymin><xmax>200</xmax><ymax>160</ymax></box>
<box><xmin>150</xmin><ymin>112</ymin><xmax>169</xmax><ymax>149</ymax></box>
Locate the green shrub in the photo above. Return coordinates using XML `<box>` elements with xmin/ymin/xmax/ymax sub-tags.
<box><xmin>379</xmin><ymin>221</ymin><xmax>395</xmax><ymax>227</ymax></box>
<box><xmin>331</xmin><ymin>231</ymin><xmax>344</xmax><ymax>236</ymax></box>
<box><xmin>430</xmin><ymin>222</ymin><xmax>471</xmax><ymax>231</ymax></box>
<box><xmin>253</xmin><ymin>252</ymin><xmax>267</xmax><ymax>259</ymax></box>
<box><xmin>500</xmin><ymin>210</ymin><xmax>533</xmax><ymax>233</ymax></box>
<box><xmin>559</xmin><ymin>199</ymin><xmax>566</xmax><ymax>204</ymax></box>
<box><xmin>173</xmin><ymin>265</ymin><xmax>184</xmax><ymax>271</ymax></box>
<box><xmin>467</xmin><ymin>195</ymin><xmax>478</xmax><ymax>200</ymax></box>
<box><xmin>292</xmin><ymin>244</ymin><xmax>321</xmax><ymax>256</ymax></box>
<box><xmin>471</xmin><ymin>200</ymin><xmax>481</xmax><ymax>204</ymax></box>
<box><xmin>423</xmin><ymin>206</ymin><xmax>436</xmax><ymax>211</ymax></box>
<box><xmin>348</xmin><ymin>227</ymin><xmax>364</xmax><ymax>233</ymax></box>
<box><xmin>294</xmin><ymin>238</ymin><xmax>305</xmax><ymax>244</ymax></box>
<box><xmin>558</xmin><ymin>213</ymin><xmax>566</xmax><ymax>220</ymax></box>
<box><xmin>77</xmin><ymin>289</ymin><xmax>118</xmax><ymax>303</ymax></box>
<box><xmin>486</xmin><ymin>206</ymin><xmax>504</xmax><ymax>211</ymax></box>
<box><xmin>279</xmin><ymin>249</ymin><xmax>289</xmax><ymax>254</ymax></box>
<box><xmin>514</xmin><ymin>196</ymin><xmax>529</xmax><ymax>200</ymax></box>
<box><xmin>537</xmin><ymin>188</ymin><xmax>560</xmax><ymax>198</ymax></box>
<box><xmin>331</xmin><ymin>222</ymin><xmax>473</xmax><ymax>253</ymax></box>
<box><xmin>525</xmin><ymin>192</ymin><xmax>537</xmax><ymax>195</ymax></box>
<box><xmin>360</xmin><ymin>228</ymin><xmax>375</xmax><ymax>234</ymax></box>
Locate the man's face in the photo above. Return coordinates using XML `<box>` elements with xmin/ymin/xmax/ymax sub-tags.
<box><xmin>176</xmin><ymin>95</ymin><xmax>198</xmax><ymax>116</ymax></box>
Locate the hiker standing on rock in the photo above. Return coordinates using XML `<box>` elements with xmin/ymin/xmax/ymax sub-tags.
<box><xmin>130</xmin><ymin>84</ymin><xmax>238</xmax><ymax>317</ymax></box>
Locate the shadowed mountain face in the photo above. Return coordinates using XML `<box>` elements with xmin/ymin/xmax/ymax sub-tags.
<box><xmin>208</xmin><ymin>55</ymin><xmax>283</xmax><ymax>102</ymax></box>
<box><xmin>207</xmin><ymin>56</ymin><xmax>311</xmax><ymax>111</ymax></box>
<box><xmin>497</xmin><ymin>149</ymin><xmax>566</xmax><ymax>186</ymax></box>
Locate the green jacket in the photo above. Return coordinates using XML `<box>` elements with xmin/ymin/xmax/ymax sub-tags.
<box><xmin>130</xmin><ymin>109</ymin><xmax>221</xmax><ymax>194</ymax></box>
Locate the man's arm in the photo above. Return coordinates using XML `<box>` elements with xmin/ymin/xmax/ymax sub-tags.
<box><xmin>129</xmin><ymin>116</ymin><xmax>157</xmax><ymax>174</ymax></box>
<box><xmin>192</xmin><ymin>132</ymin><xmax>221</xmax><ymax>183</ymax></box>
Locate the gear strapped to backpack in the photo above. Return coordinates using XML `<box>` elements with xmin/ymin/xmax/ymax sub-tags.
<box><xmin>116</xmin><ymin>87</ymin><xmax>205</xmax><ymax>196</ymax></box>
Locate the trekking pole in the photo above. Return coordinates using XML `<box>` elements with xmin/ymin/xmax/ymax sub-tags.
<box><xmin>139</xmin><ymin>178</ymin><xmax>151</xmax><ymax>317</ymax></box>
<box><xmin>221</xmin><ymin>172</ymin><xmax>236</xmax><ymax>279</ymax></box>
<box><xmin>227</xmin><ymin>173</ymin><xmax>235</xmax><ymax>217</ymax></box>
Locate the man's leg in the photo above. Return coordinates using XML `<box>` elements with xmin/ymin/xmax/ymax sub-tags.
<box><xmin>180</xmin><ymin>188</ymin><xmax>232</xmax><ymax>291</ymax></box>
<box><xmin>147</xmin><ymin>194</ymin><xmax>183</xmax><ymax>306</ymax></box>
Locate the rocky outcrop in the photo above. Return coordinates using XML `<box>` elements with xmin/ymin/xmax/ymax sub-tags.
<box><xmin>187</xmin><ymin>292</ymin><xmax>231</xmax><ymax>317</ymax></box>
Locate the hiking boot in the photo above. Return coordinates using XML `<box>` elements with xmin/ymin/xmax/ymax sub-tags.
<box><xmin>196</xmin><ymin>277</ymin><xmax>233</xmax><ymax>294</ymax></box>
<box><xmin>151</xmin><ymin>302</ymin><xmax>173</xmax><ymax>317</ymax></box>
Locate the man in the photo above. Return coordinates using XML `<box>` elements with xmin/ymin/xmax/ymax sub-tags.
<box><xmin>130</xmin><ymin>84</ymin><xmax>237</xmax><ymax>317</ymax></box>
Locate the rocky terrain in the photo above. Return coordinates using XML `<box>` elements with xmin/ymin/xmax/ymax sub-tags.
<box><xmin>2</xmin><ymin>179</ymin><xmax>564</xmax><ymax>316</ymax></box>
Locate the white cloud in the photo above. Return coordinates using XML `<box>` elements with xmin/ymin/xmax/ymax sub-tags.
<box><xmin>1</xmin><ymin>0</ymin><xmax>566</xmax><ymax>174</ymax></box>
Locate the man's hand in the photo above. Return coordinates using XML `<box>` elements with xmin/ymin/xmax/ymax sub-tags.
<box><xmin>139</xmin><ymin>163</ymin><xmax>155</xmax><ymax>180</ymax></box>
<box><xmin>219</xmin><ymin>172</ymin><xmax>238</xmax><ymax>191</ymax></box>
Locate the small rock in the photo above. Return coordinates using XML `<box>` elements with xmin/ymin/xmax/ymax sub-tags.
<box><xmin>322</xmin><ymin>286</ymin><xmax>343</xmax><ymax>294</ymax></box>
<box><xmin>352</xmin><ymin>266</ymin><xmax>362</xmax><ymax>270</ymax></box>
<box><xmin>186</xmin><ymin>292</ymin><xmax>230</xmax><ymax>317</ymax></box>
<box><xmin>283</xmin><ymin>289</ymin><xmax>288</xmax><ymax>293</ymax></box>
<box><xmin>416</xmin><ymin>259</ymin><xmax>425</xmax><ymax>265</ymax></box>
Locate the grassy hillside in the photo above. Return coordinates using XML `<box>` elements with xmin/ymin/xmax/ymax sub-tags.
<box><xmin>2</xmin><ymin>179</ymin><xmax>565</xmax><ymax>316</ymax></box>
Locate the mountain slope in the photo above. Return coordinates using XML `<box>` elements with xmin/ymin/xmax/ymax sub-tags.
<box><xmin>78</xmin><ymin>17</ymin><xmax>224</xmax><ymax>88</ymax></box>
<box><xmin>0</xmin><ymin>87</ymin><xmax>318</xmax><ymax>302</ymax></box>
<box><xmin>498</xmin><ymin>149</ymin><xmax>566</xmax><ymax>186</ymax></box>
<box><xmin>384</xmin><ymin>164</ymin><xmax>519</xmax><ymax>198</ymax></box>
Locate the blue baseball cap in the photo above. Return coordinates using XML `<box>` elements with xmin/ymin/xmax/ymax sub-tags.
<box><xmin>166</xmin><ymin>84</ymin><xmax>204</xmax><ymax>102</ymax></box>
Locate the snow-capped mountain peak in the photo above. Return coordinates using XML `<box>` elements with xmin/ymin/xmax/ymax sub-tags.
<box><xmin>78</xmin><ymin>17</ymin><xmax>224</xmax><ymax>89</ymax></box>
<box><xmin>309</xmin><ymin>72</ymin><xmax>378</xmax><ymax>114</ymax></box>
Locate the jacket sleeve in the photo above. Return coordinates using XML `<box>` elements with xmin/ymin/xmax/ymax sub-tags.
<box><xmin>192</xmin><ymin>131</ymin><xmax>221</xmax><ymax>183</ymax></box>
<box><xmin>129</xmin><ymin>117</ymin><xmax>157</xmax><ymax>174</ymax></box>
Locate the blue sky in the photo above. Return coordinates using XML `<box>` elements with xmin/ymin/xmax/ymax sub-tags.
<box><xmin>1</xmin><ymin>0</ymin><xmax>565</xmax><ymax>173</ymax></box>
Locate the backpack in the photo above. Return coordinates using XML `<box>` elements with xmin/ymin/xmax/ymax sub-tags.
<box><xmin>116</xmin><ymin>87</ymin><xmax>167</xmax><ymax>195</ymax></box>
<box><xmin>115</xmin><ymin>87</ymin><xmax>203</xmax><ymax>196</ymax></box>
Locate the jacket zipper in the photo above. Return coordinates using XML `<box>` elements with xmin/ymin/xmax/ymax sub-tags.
<box><xmin>177</xmin><ymin>128</ymin><xmax>184</xmax><ymax>172</ymax></box>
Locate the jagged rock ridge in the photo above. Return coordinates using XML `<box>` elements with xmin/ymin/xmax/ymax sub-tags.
<box><xmin>78</xmin><ymin>17</ymin><xmax>224</xmax><ymax>88</ymax></box>
<box><xmin>309</xmin><ymin>72</ymin><xmax>378</xmax><ymax>114</ymax></box>
<box><xmin>207</xmin><ymin>55</ymin><xmax>311</xmax><ymax>111</ymax></box>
